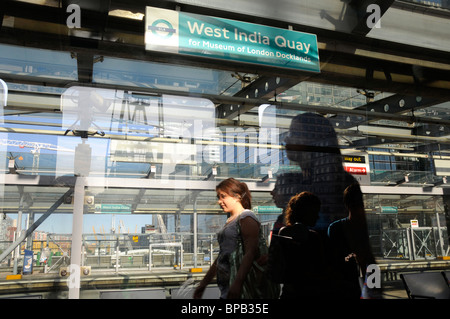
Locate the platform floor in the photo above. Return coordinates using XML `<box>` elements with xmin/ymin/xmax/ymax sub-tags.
<box><xmin>1</xmin><ymin>258</ymin><xmax>449</xmax><ymax>299</ymax></box>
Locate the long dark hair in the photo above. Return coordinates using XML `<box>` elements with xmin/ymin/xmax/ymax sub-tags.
<box><xmin>343</xmin><ymin>183</ymin><xmax>364</xmax><ymax>210</ymax></box>
<box><xmin>216</xmin><ymin>178</ymin><xmax>252</xmax><ymax>209</ymax></box>
<box><xmin>284</xmin><ymin>191</ymin><xmax>321</xmax><ymax>226</ymax></box>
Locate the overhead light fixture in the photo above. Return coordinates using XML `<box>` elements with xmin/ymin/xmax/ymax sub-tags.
<box><xmin>205</xmin><ymin>166</ymin><xmax>218</xmax><ymax>180</ymax></box>
<box><xmin>8</xmin><ymin>159</ymin><xmax>16</xmax><ymax>174</ymax></box>
<box><xmin>433</xmin><ymin>177</ymin><xmax>448</xmax><ymax>187</ymax></box>
<box><xmin>261</xmin><ymin>169</ymin><xmax>273</xmax><ymax>183</ymax></box>
<box><xmin>146</xmin><ymin>165</ymin><xmax>156</xmax><ymax>179</ymax></box>
<box><xmin>108</xmin><ymin>10</ymin><xmax>144</xmax><ymax>20</ymax></box>
<box><xmin>388</xmin><ymin>174</ymin><xmax>410</xmax><ymax>186</ymax></box>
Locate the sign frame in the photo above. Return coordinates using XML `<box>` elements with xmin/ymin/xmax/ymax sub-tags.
<box><xmin>145</xmin><ymin>6</ymin><xmax>320</xmax><ymax>72</ymax></box>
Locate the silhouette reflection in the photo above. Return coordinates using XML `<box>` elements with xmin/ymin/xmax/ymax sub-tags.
<box><xmin>274</xmin><ymin>112</ymin><xmax>357</xmax><ymax>232</ymax></box>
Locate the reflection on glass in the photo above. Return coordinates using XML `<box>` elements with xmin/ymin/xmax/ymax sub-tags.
<box><xmin>0</xmin><ymin>44</ymin><xmax>77</xmax><ymax>80</ymax></box>
<box><xmin>93</xmin><ymin>57</ymin><xmax>245</xmax><ymax>96</ymax></box>
<box><xmin>0</xmin><ymin>79</ymin><xmax>7</xmax><ymax>221</ymax></box>
<box><xmin>280</xmin><ymin>112</ymin><xmax>357</xmax><ymax>231</ymax></box>
<box><xmin>0</xmin><ymin>46</ymin><xmax>449</xmax><ymax>286</ymax></box>
<box><xmin>60</xmin><ymin>87</ymin><xmax>219</xmax><ymax>180</ymax></box>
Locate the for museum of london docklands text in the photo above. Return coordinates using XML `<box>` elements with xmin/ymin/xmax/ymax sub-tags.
<box><xmin>145</xmin><ymin>6</ymin><xmax>320</xmax><ymax>72</ymax></box>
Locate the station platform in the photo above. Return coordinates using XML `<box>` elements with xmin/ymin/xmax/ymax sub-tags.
<box><xmin>0</xmin><ymin>258</ymin><xmax>448</xmax><ymax>299</ymax></box>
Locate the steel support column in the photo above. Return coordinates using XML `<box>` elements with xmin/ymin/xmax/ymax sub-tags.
<box><xmin>68</xmin><ymin>177</ymin><xmax>86</xmax><ymax>299</ymax></box>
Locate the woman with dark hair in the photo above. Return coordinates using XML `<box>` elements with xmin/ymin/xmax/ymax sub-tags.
<box><xmin>194</xmin><ymin>178</ymin><xmax>273</xmax><ymax>299</ymax></box>
<box><xmin>328</xmin><ymin>182</ymin><xmax>377</xmax><ymax>298</ymax></box>
<box><xmin>268</xmin><ymin>191</ymin><xmax>329</xmax><ymax>299</ymax></box>
<box><xmin>283</xmin><ymin>191</ymin><xmax>321</xmax><ymax>228</ymax></box>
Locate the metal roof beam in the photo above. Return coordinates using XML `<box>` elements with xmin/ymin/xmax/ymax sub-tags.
<box><xmin>328</xmin><ymin>94</ymin><xmax>441</xmax><ymax>130</ymax></box>
<box><xmin>216</xmin><ymin>76</ymin><xmax>304</xmax><ymax>120</ymax></box>
<box><xmin>73</xmin><ymin>52</ymin><xmax>94</xmax><ymax>83</ymax></box>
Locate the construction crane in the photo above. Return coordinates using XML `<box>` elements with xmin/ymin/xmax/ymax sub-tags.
<box><xmin>157</xmin><ymin>214</ymin><xmax>171</xmax><ymax>243</ymax></box>
<box><xmin>0</xmin><ymin>139</ymin><xmax>74</xmax><ymax>174</ymax></box>
<box><xmin>92</xmin><ymin>226</ymin><xmax>98</xmax><ymax>241</ymax></box>
<box><xmin>119</xmin><ymin>220</ymin><xmax>127</xmax><ymax>234</ymax></box>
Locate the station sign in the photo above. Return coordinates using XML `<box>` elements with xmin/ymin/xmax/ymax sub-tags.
<box><xmin>254</xmin><ymin>206</ymin><xmax>283</xmax><ymax>214</ymax></box>
<box><xmin>341</xmin><ymin>153</ymin><xmax>370</xmax><ymax>185</ymax></box>
<box><xmin>94</xmin><ymin>204</ymin><xmax>132</xmax><ymax>214</ymax></box>
<box><xmin>145</xmin><ymin>6</ymin><xmax>320</xmax><ymax>72</ymax></box>
<box><xmin>381</xmin><ymin>206</ymin><xmax>398</xmax><ymax>214</ymax></box>
<box><xmin>344</xmin><ymin>166</ymin><xmax>367</xmax><ymax>175</ymax></box>
<box><xmin>342</xmin><ymin>155</ymin><xmax>366</xmax><ymax>164</ymax></box>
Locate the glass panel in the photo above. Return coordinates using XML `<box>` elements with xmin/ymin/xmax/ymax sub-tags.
<box><xmin>0</xmin><ymin>44</ymin><xmax>77</xmax><ymax>81</ymax></box>
<box><xmin>364</xmin><ymin>193</ymin><xmax>448</xmax><ymax>260</ymax></box>
<box><xmin>1</xmin><ymin>51</ymin><xmax>449</xmax><ymax>298</ymax></box>
<box><xmin>93</xmin><ymin>56</ymin><xmax>251</xmax><ymax>96</ymax></box>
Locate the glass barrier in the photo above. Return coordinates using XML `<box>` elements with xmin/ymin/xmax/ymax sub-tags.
<box><xmin>0</xmin><ymin>54</ymin><xmax>449</xmax><ymax>299</ymax></box>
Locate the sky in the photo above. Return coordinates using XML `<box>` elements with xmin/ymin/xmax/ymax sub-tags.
<box><xmin>6</xmin><ymin>210</ymin><xmax>225</xmax><ymax>236</ymax></box>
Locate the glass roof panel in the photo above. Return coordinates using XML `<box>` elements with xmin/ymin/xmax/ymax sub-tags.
<box><xmin>92</xmin><ymin>56</ymin><xmax>250</xmax><ymax>96</ymax></box>
<box><xmin>0</xmin><ymin>44</ymin><xmax>77</xmax><ymax>81</ymax></box>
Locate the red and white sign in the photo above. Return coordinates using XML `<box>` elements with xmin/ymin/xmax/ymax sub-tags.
<box><xmin>344</xmin><ymin>166</ymin><xmax>367</xmax><ymax>175</ymax></box>
<box><xmin>341</xmin><ymin>152</ymin><xmax>370</xmax><ymax>185</ymax></box>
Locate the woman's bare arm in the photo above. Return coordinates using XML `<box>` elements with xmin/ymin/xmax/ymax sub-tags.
<box><xmin>193</xmin><ymin>259</ymin><xmax>217</xmax><ymax>299</ymax></box>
